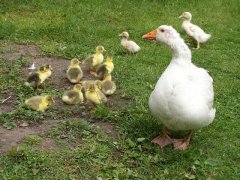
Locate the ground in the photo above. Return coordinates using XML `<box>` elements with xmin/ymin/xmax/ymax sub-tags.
<box><xmin>0</xmin><ymin>0</ymin><xmax>240</xmax><ymax>179</ymax></box>
<box><xmin>0</xmin><ymin>42</ymin><xmax>121</xmax><ymax>153</ymax></box>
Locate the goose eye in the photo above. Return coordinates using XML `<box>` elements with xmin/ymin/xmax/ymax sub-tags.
<box><xmin>160</xmin><ymin>29</ymin><xmax>165</xmax><ymax>32</ymax></box>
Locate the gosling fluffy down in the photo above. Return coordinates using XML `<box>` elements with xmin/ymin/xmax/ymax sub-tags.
<box><xmin>83</xmin><ymin>46</ymin><xmax>106</xmax><ymax>70</ymax></box>
<box><xmin>25</xmin><ymin>66</ymin><xmax>50</xmax><ymax>88</ymax></box>
<box><xmin>66</xmin><ymin>58</ymin><xmax>83</xmax><ymax>83</ymax></box>
<box><xmin>25</xmin><ymin>95</ymin><xmax>54</xmax><ymax>112</ymax></box>
<box><xmin>62</xmin><ymin>84</ymin><xmax>84</xmax><ymax>105</ymax></box>
<box><xmin>96</xmin><ymin>73</ymin><xmax>116</xmax><ymax>95</ymax></box>
<box><xmin>44</xmin><ymin>64</ymin><xmax>53</xmax><ymax>79</ymax></box>
<box><xmin>95</xmin><ymin>55</ymin><xmax>114</xmax><ymax>79</ymax></box>
<box><xmin>85</xmin><ymin>82</ymin><xmax>107</xmax><ymax>105</ymax></box>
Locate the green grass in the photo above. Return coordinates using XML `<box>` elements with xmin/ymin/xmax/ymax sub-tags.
<box><xmin>0</xmin><ymin>0</ymin><xmax>240</xmax><ymax>179</ymax></box>
<box><xmin>23</xmin><ymin>135</ymin><xmax>42</xmax><ymax>145</ymax></box>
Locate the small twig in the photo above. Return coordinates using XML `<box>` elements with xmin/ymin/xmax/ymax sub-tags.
<box><xmin>1</xmin><ymin>96</ymin><xmax>12</xmax><ymax>104</ymax></box>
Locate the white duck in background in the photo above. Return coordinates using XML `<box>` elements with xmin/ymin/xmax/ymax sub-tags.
<box><xmin>119</xmin><ymin>32</ymin><xmax>141</xmax><ymax>54</ymax></box>
<box><xmin>179</xmin><ymin>12</ymin><xmax>211</xmax><ymax>49</ymax></box>
<box><xmin>142</xmin><ymin>25</ymin><xmax>215</xmax><ymax>150</ymax></box>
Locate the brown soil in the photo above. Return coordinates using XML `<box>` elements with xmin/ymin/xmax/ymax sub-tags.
<box><xmin>0</xmin><ymin>119</ymin><xmax>118</xmax><ymax>153</ymax></box>
<box><xmin>0</xmin><ymin>41</ymin><xmax>40</xmax><ymax>61</ymax></box>
<box><xmin>0</xmin><ymin>41</ymin><xmax>129</xmax><ymax>106</ymax></box>
<box><xmin>0</xmin><ymin>120</ymin><xmax>60</xmax><ymax>153</ymax></box>
<box><xmin>93</xmin><ymin>121</ymin><xmax>118</xmax><ymax>139</ymax></box>
<box><xmin>38</xmin><ymin>137</ymin><xmax>58</xmax><ymax>151</ymax></box>
<box><xmin>0</xmin><ymin>92</ymin><xmax>16</xmax><ymax>113</ymax></box>
<box><xmin>0</xmin><ymin>41</ymin><xmax>127</xmax><ymax>153</ymax></box>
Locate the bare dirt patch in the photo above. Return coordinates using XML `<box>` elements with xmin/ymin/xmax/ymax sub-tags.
<box><xmin>93</xmin><ymin>121</ymin><xmax>118</xmax><ymax>139</ymax></box>
<box><xmin>0</xmin><ymin>41</ymin><xmax>131</xmax><ymax>112</ymax></box>
<box><xmin>38</xmin><ymin>137</ymin><xmax>57</xmax><ymax>151</ymax></box>
<box><xmin>0</xmin><ymin>92</ymin><xmax>16</xmax><ymax>113</ymax></box>
<box><xmin>0</xmin><ymin>41</ymin><xmax>40</xmax><ymax>61</ymax></box>
<box><xmin>0</xmin><ymin>119</ymin><xmax>118</xmax><ymax>153</ymax></box>
<box><xmin>0</xmin><ymin>120</ymin><xmax>60</xmax><ymax>153</ymax></box>
<box><xmin>0</xmin><ymin>41</ymin><xmax>127</xmax><ymax>153</ymax></box>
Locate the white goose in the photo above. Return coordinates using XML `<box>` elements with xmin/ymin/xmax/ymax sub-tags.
<box><xmin>142</xmin><ymin>25</ymin><xmax>215</xmax><ymax>150</ymax></box>
<box><xmin>179</xmin><ymin>12</ymin><xmax>211</xmax><ymax>49</ymax></box>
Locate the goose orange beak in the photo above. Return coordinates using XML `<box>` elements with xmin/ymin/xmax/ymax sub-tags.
<box><xmin>142</xmin><ymin>29</ymin><xmax>157</xmax><ymax>40</ymax></box>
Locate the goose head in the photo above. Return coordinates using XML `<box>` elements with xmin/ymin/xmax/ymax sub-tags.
<box><xmin>142</xmin><ymin>25</ymin><xmax>181</xmax><ymax>47</ymax></box>
<box><xmin>143</xmin><ymin>25</ymin><xmax>191</xmax><ymax>60</ymax></box>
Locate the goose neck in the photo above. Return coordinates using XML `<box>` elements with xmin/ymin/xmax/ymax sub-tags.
<box><xmin>171</xmin><ymin>40</ymin><xmax>192</xmax><ymax>64</ymax></box>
